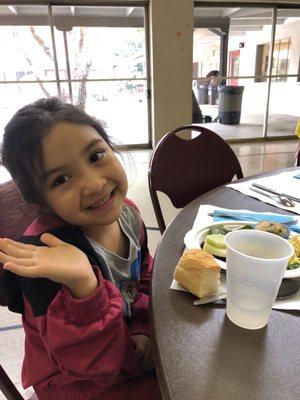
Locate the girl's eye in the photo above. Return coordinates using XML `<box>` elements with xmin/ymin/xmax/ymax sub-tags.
<box><xmin>52</xmin><ymin>175</ymin><xmax>70</xmax><ymax>188</ymax></box>
<box><xmin>90</xmin><ymin>150</ymin><xmax>105</xmax><ymax>164</ymax></box>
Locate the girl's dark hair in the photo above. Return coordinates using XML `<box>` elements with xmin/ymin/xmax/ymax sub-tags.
<box><xmin>1</xmin><ymin>97</ymin><xmax>113</xmax><ymax>206</ymax></box>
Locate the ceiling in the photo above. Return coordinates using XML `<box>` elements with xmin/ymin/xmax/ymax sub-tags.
<box><xmin>0</xmin><ymin>5</ymin><xmax>299</xmax><ymax>34</ymax></box>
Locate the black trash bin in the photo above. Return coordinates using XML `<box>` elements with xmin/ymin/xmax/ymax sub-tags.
<box><xmin>218</xmin><ymin>86</ymin><xmax>244</xmax><ymax>124</ymax></box>
<box><xmin>197</xmin><ymin>84</ymin><xmax>208</xmax><ymax>104</ymax></box>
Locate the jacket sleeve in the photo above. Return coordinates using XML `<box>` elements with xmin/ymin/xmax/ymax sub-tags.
<box><xmin>23</xmin><ymin>268</ymin><xmax>142</xmax><ymax>384</ymax></box>
<box><xmin>127</xmin><ymin>220</ymin><xmax>154</xmax><ymax>337</ymax></box>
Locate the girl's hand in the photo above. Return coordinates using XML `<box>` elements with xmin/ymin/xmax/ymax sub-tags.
<box><xmin>131</xmin><ymin>334</ymin><xmax>155</xmax><ymax>373</ymax></box>
<box><xmin>0</xmin><ymin>233</ymin><xmax>98</xmax><ymax>299</ymax></box>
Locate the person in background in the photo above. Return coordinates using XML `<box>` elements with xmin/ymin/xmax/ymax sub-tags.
<box><xmin>193</xmin><ymin>70</ymin><xmax>221</xmax><ymax>122</ymax></box>
<box><xmin>0</xmin><ymin>97</ymin><xmax>162</xmax><ymax>400</ymax></box>
<box><xmin>205</xmin><ymin>70</ymin><xmax>221</xmax><ymax>86</ymax></box>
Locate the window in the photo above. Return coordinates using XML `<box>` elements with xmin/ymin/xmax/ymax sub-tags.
<box><xmin>0</xmin><ymin>4</ymin><xmax>150</xmax><ymax>147</ymax></box>
<box><xmin>256</xmin><ymin>38</ymin><xmax>291</xmax><ymax>82</ymax></box>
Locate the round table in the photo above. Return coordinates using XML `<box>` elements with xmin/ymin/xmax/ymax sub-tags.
<box><xmin>151</xmin><ymin>172</ymin><xmax>300</xmax><ymax>400</ymax></box>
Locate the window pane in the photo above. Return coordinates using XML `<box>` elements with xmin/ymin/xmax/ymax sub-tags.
<box><xmin>267</xmin><ymin>77</ymin><xmax>299</xmax><ymax>138</ymax></box>
<box><xmin>267</xmin><ymin>11</ymin><xmax>300</xmax><ymax>138</ymax></box>
<box><xmin>0</xmin><ymin>23</ymin><xmax>55</xmax><ymax>82</ymax></box>
<box><xmin>193</xmin><ymin>6</ymin><xmax>271</xmax><ymax>140</ymax></box>
<box><xmin>274</xmin><ymin>11</ymin><xmax>300</xmax><ymax>77</ymax></box>
<box><xmin>0</xmin><ymin>82</ymin><xmax>65</xmax><ymax>142</ymax></box>
<box><xmin>77</xmin><ymin>80</ymin><xmax>148</xmax><ymax>145</ymax></box>
<box><xmin>51</xmin><ymin>5</ymin><xmax>149</xmax><ymax>145</ymax></box>
<box><xmin>193</xmin><ymin>28</ymin><xmax>220</xmax><ymax>79</ymax></box>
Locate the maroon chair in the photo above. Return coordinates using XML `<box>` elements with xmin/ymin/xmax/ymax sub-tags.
<box><xmin>0</xmin><ymin>179</ymin><xmax>39</xmax><ymax>400</ymax></box>
<box><xmin>148</xmin><ymin>125</ymin><xmax>244</xmax><ymax>234</ymax></box>
<box><xmin>0</xmin><ymin>365</ymin><xmax>25</xmax><ymax>400</ymax></box>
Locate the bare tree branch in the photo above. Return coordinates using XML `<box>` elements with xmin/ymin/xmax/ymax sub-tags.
<box><xmin>12</xmin><ymin>29</ymin><xmax>51</xmax><ymax>98</ymax></box>
<box><xmin>30</xmin><ymin>27</ymin><xmax>54</xmax><ymax>61</ymax></box>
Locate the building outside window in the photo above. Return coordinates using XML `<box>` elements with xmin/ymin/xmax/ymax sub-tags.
<box><xmin>257</xmin><ymin>38</ymin><xmax>291</xmax><ymax>82</ymax></box>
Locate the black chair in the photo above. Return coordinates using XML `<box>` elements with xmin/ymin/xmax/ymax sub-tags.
<box><xmin>148</xmin><ymin>125</ymin><xmax>244</xmax><ymax>234</ymax></box>
<box><xmin>295</xmin><ymin>143</ymin><xmax>300</xmax><ymax>166</ymax></box>
<box><xmin>192</xmin><ymin>91</ymin><xmax>212</xmax><ymax>123</ymax></box>
<box><xmin>0</xmin><ymin>180</ymin><xmax>39</xmax><ymax>400</ymax></box>
<box><xmin>0</xmin><ymin>365</ymin><xmax>25</xmax><ymax>400</ymax></box>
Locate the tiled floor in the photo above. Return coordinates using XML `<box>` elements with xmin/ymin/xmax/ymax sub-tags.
<box><xmin>0</xmin><ymin>138</ymin><xmax>299</xmax><ymax>399</ymax></box>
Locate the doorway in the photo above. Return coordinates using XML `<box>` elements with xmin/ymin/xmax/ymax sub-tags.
<box><xmin>229</xmin><ymin>49</ymin><xmax>240</xmax><ymax>86</ymax></box>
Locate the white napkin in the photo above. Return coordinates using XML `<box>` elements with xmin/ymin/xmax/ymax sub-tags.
<box><xmin>226</xmin><ymin>170</ymin><xmax>300</xmax><ymax>214</ymax></box>
<box><xmin>170</xmin><ymin>273</ymin><xmax>227</xmax><ymax>305</ymax></box>
<box><xmin>170</xmin><ymin>204</ymin><xmax>300</xmax><ymax>311</ymax></box>
<box><xmin>171</xmin><ymin>275</ymin><xmax>300</xmax><ymax>310</ymax></box>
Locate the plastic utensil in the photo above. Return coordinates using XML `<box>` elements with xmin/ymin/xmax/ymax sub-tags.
<box><xmin>250</xmin><ymin>187</ymin><xmax>295</xmax><ymax>207</ymax></box>
<box><xmin>252</xmin><ymin>183</ymin><xmax>300</xmax><ymax>204</ymax></box>
<box><xmin>209</xmin><ymin>211</ymin><xmax>297</xmax><ymax>226</ymax></box>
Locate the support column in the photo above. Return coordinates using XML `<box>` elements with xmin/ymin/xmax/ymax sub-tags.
<box><xmin>149</xmin><ymin>0</ymin><xmax>194</xmax><ymax>145</ymax></box>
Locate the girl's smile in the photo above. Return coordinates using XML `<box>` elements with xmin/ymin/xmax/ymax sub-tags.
<box><xmin>86</xmin><ymin>190</ymin><xmax>114</xmax><ymax>210</ymax></box>
<box><xmin>41</xmin><ymin>122</ymin><xmax>128</xmax><ymax>237</ymax></box>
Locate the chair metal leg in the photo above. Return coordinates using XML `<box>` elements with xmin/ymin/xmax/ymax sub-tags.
<box><xmin>0</xmin><ymin>364</ymin><xmax>24</xmax><ymax>400</ymax></box>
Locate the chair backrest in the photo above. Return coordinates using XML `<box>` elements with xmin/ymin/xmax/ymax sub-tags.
<box><xmin>148</xmin><ymin>125</ymin><xmax>244</xmax><ymax>233</ymax></box>
<box><xmin>0</xmin><ymin>180</ymin><xmax>39</xmax><ymax>306</ymax></box>
<box><xmin>0</xmin><ymin>181</ymin><xmax>38</xmax><ymax>399</ymax></box>
<box><xmin>0</xmin><ymin>365</ymin><xmax>25</xmax><ymax>400</ymax></box>
<box><xmin>0</xmin><ymin>180</ymin><xmax>39</xmax><ymax>240</ymax></box>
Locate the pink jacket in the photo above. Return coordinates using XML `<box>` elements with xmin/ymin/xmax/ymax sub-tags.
<box><xmin>1</xmin><ymin>199</ymin><xmax>153</xmax><ymax>400</ymax></box>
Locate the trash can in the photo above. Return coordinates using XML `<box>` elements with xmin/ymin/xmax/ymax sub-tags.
<box><xmin>207</xmin><ymin>84</ymin><xmax>219</xmax><ymax>105</ymax></box>
<box><xmin>218</xmin><ymin>86</ymin><xmax>244</xmax><ymax>124</ymax></box>
<box><xmin>197</xmin><ymin>84</ymin><xmax>208</xmax><ymax>104</ymax></box>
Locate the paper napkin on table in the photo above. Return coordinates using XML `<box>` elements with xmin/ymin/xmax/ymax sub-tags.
<box><xmin>226</xmin><ymin>170</ymin><xmax>300</xmax><ymax>215</ymax></box>
<box><xmin>170</xmin><ymin>274</ymin><xmax>300</xmax><ymax>310</ymax></box>
<box><xmin>170</xmin><ymin>273</ymin><xmax>227</xmax><ymax>305</ymax></box>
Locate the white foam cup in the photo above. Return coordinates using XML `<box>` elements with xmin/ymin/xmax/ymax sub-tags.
<box><xmin>224</xmin><ymin>229</ymin><xmax>294</xmax><ymax>329</ymax></box>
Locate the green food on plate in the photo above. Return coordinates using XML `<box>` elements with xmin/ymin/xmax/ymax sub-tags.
<box><xmin>203</xmin><ymin>234</ymin><xmax>226</xmax><ymax>258</ymax></box>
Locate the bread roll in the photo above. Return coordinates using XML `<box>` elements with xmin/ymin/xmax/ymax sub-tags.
<box><xmin>174</xmin><ymin>249</ymin><xmax>220</xmax><ymax>298</ymax></box>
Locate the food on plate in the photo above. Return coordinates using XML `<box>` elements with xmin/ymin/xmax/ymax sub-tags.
<box><xmin>288</xmin><ymin>235</ymin><xmax>300</xmax><ymax>270</ymax></box>
<box><xmin>203</xmin><ymin>234</ymin><xmax>226</xmax><ymax>258</ymax></box>
<box><xmin>289</xmin><ymin>234</ymin><xmax>300</xmax><ymax>257</ymax></box>
<box><xmin>173</xmin><ymin>249</ymin><xmax>220</xmax><ymax>298</ymax></box>
<box><xmin>197</xmin><ymin>221</ymin><xmax>300</xmax><ymax>272</ymax></box>
<box><xmin>254</xmin><ymin>221</ymin><xmax>289</xmax><ymax>239</ymax></box>
<box><xmin>202</xmin><ymin>224</ymin><xmax>253</xmax><ymax>259</ymax></box>
<box><xmin>209</xmin><ymin>224</ymin><xmax>252</xmax><ymax>235</ymax></box>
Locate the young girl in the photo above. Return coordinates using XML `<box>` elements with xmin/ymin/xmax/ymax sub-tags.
<box><xmin>0</xmin><ymin>98</ymin><xmax>161</xmax><ymax>400</ymax></box>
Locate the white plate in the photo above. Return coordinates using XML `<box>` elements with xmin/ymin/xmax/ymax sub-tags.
<box><xmin>184</xmin><ymin>221</ymin><xmax>300</xmax><ymax>279</ymax></box>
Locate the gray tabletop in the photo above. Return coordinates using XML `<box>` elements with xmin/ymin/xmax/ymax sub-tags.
<box><xmin>151</xmin><ymin>172</ymin><xmax>300</xmax><ymax>400</ymax></box>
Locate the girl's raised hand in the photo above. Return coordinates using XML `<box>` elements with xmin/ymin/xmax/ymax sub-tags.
<box><xmin>0</xmin><ymin>233</ymin><xmax>98</xmax><ymax>299</ymax></box>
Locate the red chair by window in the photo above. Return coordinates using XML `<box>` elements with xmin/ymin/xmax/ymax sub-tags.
<box><xmin>148</xmin><ymin>125</ymin><xmax>244</xmax><ymax>234</ymax></box>
<box><xmin>0</xmin><ymin>179</ymin><xmax>39</xmax><ymax>400</ymax></box>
